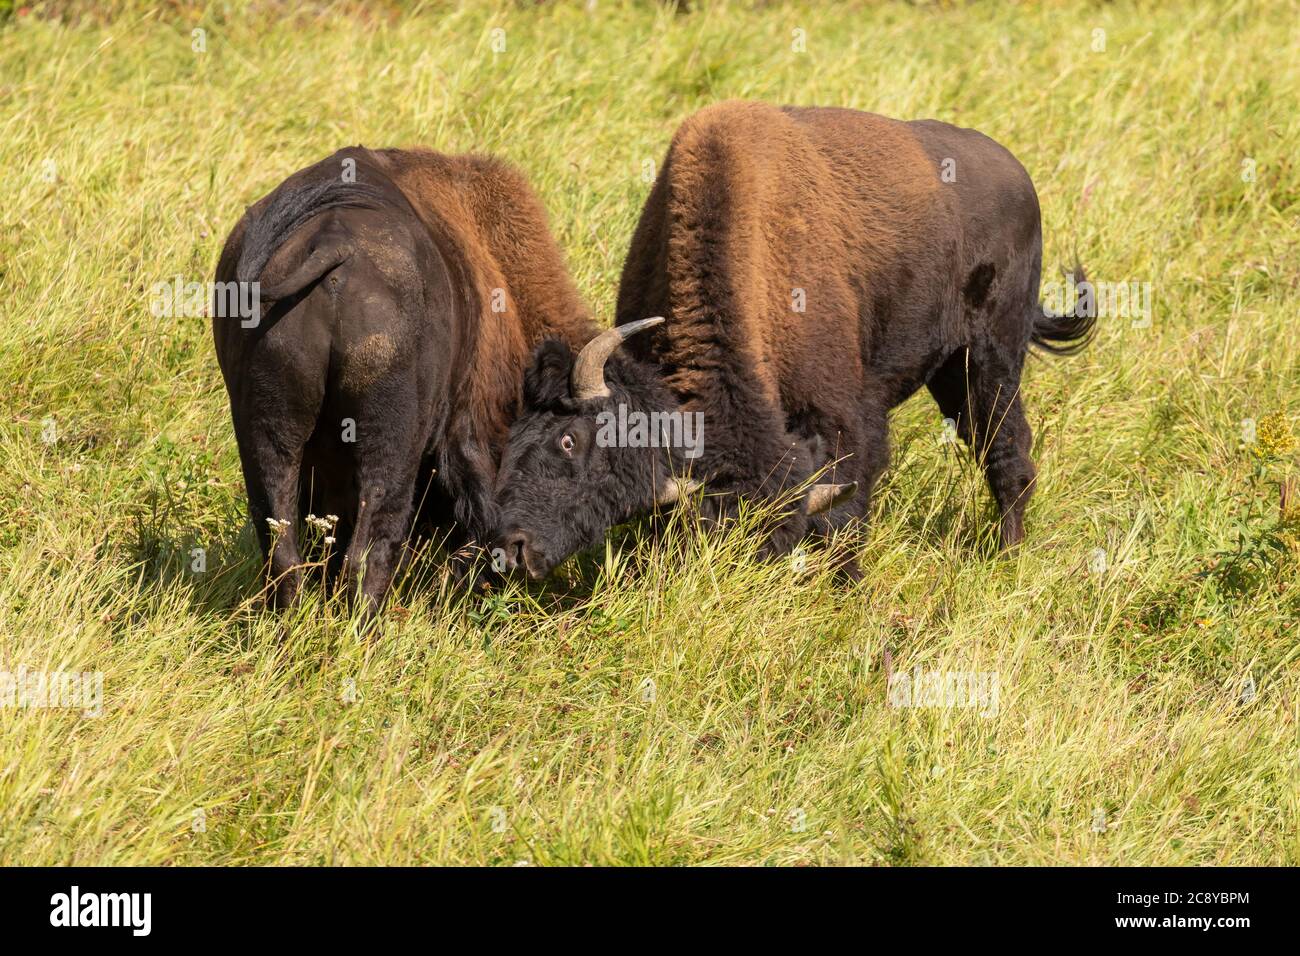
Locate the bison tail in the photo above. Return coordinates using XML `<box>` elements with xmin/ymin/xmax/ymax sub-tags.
<box><xmin>1031</xmin><ymin>262</ymin><xmax>1096</xmax><ymax>357</ymax></box>
<box><xmin>234</xmin><ymin>176</ymin><xmax>385</xmax><ymax>297</ymax></box>
<box><xmin>257</xmin><ymin>244</ymin><xmax>351</xmax><ymax>303</ymax></box>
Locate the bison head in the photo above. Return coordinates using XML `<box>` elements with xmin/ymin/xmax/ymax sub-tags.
<box><xmin>490</xmin><ymin>319</ymin><xmax>689</xmax><ymax>579</ymax></box>
<box><xmin>491</xmin><ymin>318</ymin><xmax>856</xmax><ymax>580</ymax></box>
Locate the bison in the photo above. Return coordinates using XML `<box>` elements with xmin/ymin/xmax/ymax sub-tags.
<box><xmin>490</xmin><ymin>101</ymin><xmax>1094</xmax><ymax>580</ymax></box>
<box><xmin>213</xmin><ymin>147</ymin><xmax>596</xmax><ymax>618</ymax></box>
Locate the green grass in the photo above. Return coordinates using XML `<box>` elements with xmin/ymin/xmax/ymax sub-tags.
<box><xmin>1</xmin><ymin>0</ymin><xmax>1298</xmax><ymax>865</ymax></box>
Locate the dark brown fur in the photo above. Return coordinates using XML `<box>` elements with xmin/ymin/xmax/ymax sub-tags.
<box><xmin>615</xmin><ymin>101</ymin><xmax>1093</xmax><ymax>553</ymax></box>
<box><xmin>213</xmin><ymin>147</ymin><xmax>596</xmax><ymax>619</ymax></box>
<box><xmin>491</xmin><ymin>102</ymin><xmax>1093</xmax><ymax>578</ymax></box>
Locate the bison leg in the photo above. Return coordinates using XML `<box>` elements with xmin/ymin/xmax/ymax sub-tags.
<box><xmin>237</xmin><ymin>427</ymin><xmax>311</xmax><ymax>610</ymax></box>
<box><xmin>817</xmin><ymin>407</ymin><xmax>888</xmax><ymax>579</ymax></box>
<box><xmin>226</xmin><ymin>307</ymin><xmax>329</xmax><ymax>610</ymax></box>
<box><xmin>926</xmin><ymin>347</ymin><xmax>1037</xmax><ymax>548</ymax></box>
<box><xmin>337</xmin><ymin>398</ymin><xmax>423</xmax><ymax>630</ymax></box>
<box><xmin>342</xmin><ymin>483</ymin><xmax>415</xmax><ymax>631</ymax></box>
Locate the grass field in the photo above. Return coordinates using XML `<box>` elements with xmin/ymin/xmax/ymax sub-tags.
<box><xmin>1</xmin><ymin>0</ymin><xmax>1298</xmax><ymax>865</ymax></box>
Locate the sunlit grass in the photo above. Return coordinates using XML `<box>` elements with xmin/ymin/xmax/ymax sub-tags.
<box><xmin>0</xmin><ymin>0</ymin><xmax>1297</xmax><ymax>864</ymax></box>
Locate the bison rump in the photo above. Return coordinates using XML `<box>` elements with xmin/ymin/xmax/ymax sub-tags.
<box><xmin>213</xmin><ymin>150</ymin><xmax>453</xmax><ymax>623</ymax></box>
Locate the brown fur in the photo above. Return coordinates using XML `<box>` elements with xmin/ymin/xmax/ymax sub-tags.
<box><xmin>213</xmin><ymin>147</ymin><xmax>596</xmax><ymax>617</ymax></box>
<box><xmin>373</xmin><ymin>149</ymin><xmax>596</xmax><ymax>456</ymax></box>
<box><xmin>613</xmin><ymin>101</ymin><xmax>1091</xmax><ymax>555</ymax></box>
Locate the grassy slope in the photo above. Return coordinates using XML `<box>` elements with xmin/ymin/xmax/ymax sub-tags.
<box><xmin>0</xmin><ymin>0</ymin><xmax>1297</xmax><ymax>865</ymax></box>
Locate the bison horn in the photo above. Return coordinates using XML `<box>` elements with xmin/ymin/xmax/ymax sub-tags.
<box><xmin>656</xmin><ymin>476</ymin><xmax>702</xmax><ymax>506</ymax></box>
<box><xmin>571</xmin><ymin>316</ymin><xmax>665</xmax><ymax>401</ymax></box>
<box><xmin>804</xmin><ymin>481</ymin><xmax>859</xmax><ymax>515</ymax></box>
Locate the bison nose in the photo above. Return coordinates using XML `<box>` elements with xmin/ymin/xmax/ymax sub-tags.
<box><xmin>492</xmin><ymin>531</ymin><xmax>531</xmax><ymax>574</ymax></box>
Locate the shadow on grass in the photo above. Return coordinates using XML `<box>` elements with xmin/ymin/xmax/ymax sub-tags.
<box><xmin>114</xmin><ymin>434</ymin><xmax>1012</xmax><ymax>656</ymax></box>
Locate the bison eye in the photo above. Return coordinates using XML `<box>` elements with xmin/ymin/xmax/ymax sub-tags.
<box><xmin>559</xmin><ymin>433</ymin><xmax>575</xmax><ymax>456</ymax></box>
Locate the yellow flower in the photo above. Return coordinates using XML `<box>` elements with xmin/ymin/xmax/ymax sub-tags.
<box><xmin>1253</xmin><ymin>411</ymin><xmax>1296</xmax><ymax>461</ymax></box>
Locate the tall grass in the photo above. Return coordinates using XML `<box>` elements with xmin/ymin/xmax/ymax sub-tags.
<box><xmin>0</xmin><ymin>0</ymin><xmax>1297</xmax><ymax>864</ymax></box>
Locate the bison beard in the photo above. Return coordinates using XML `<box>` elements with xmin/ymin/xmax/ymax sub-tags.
<box><xmin>213</xmin><ymin>146</ymin><xmax>596</xmax><ymax>625</ymax></box>
<box><xmin>492</xmin><ymin>101</ymin><xmax>1094</xmax><ymax>579</ymax></box>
